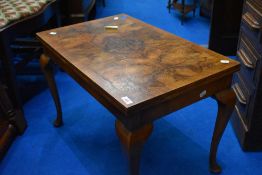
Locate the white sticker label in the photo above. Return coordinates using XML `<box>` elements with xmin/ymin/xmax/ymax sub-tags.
<box><xmin>114</xmin><ymin>16</ymin><xmax>119</xmax><ymax>20</ymax></box>
<box><xmin>121</xmin><ymin>96</ymin><xmax>133</xmax><ymax>105</ymax></box>
<box><xmin>49</xmin><ymin>32</ymin><xmax>57</xmax><ymax>35</ymax></box>
<box><xmin>220</xmin><ymin>60</ymin><xmax>230</xmax><ymax>64</ymax></box>
<box><xmin>200</xmin><ymin>90</ymin><xmax>207</xmax><ymax>98</ymax></box>
<box><xmin>104</xmin><ymin>25</ymin><xmax>119</xmax><ymax>29</ymax></box>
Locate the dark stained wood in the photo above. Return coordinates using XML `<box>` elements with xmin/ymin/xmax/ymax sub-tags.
<box><xmin>0</xmin><ymin>83</ymin><xmax>26</xmax><ymax>160</ymax></box>
<box><xmin>39</xmin><ymin>54</ymin><xmax>63</xmax><ymax>127</ymax></box>
<box><xmin>167</xmin><ymin>0</ymin><xmax>197</xmax><ymax>24</ymax></box>
<box><xmin>199</xmin><ymin>0</ymin><xmax>213</xmax><ymax>18</ymax></box>
<box><xmin>0</xmin><ymin>124</ymin><xmax>17</xmax><ymax>160</ymax></box>
<box><xmin>60</xmin><ymin>0</ymin><xmax>96</xmax><ymax>24</ymax></box>
<box><xmin>208</xmin><ymin>0</ymin><xmax>244</xmax><ymax>55</ymax></box>
<box><xmin>231</xmin><ymin>0</ymin><xmax>262</xmax><ymax>151</ymax></box>
<box><xmin>0</xmin><ymin>0</ymin><xmax>60</xmax><ymax>133</ymax></box>
<box><xmin>37</xmin><ymin>14</ymin><xmax>240</xmax><ymax>174</ymax></box>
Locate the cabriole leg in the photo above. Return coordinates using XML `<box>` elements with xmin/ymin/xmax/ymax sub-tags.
<box><xmin>39</xmin><ymin>54</ymin><xmax>63</xmax><ymax>127</ymax></box>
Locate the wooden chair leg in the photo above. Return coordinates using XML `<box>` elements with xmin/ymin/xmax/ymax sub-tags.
<box><xmin>210</xmin><ymin>89</ymin><xmax>236</xmax><ymax>173</ymax></box>
<box><xmin>39</xmin><ymin>54</ymin><xmax>63</xmax><ymax>127</ymax></box>
<box><xmin>181</xmin><ymin>14</ymin><xmax>185</xmax><ymax>25</ymax></box>
<box><xmin>193</xmin><ymin>0</ymin><xmax>197</xmax><ymax>17</ymax></box>
<box><xmin>0</xmin><ymin>42</ymin><xmax>22</xmax><ymax>111</ymax></box>
<box><xmin>193</xmin><ymin>9</ymin><xmax>196</xmax><ymax>17</ymax></box>
<box><xmin>181</xmin><ymin>0</ymin><xmax>185</xmax><ymax>25</ymax></box>
<box><xmin>115</xmin><ymin>120</ymin><xmax>153</xmax><ymax>175</ymax></box>
<box><xmin>167</xmin><ymin>0</ymin><xmax>172</xmax><ymax>13</ymax></box>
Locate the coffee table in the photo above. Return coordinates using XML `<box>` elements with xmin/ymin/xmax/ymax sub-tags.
<box><xmin>37</xmin><ymin>14</ymin><xmax>240</xmax><ymax>175</ymax></box>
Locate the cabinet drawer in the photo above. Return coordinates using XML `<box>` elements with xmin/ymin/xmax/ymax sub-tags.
<box><xmin>233</xmin><ymin>105</ymin><xmax>249</xmax><ymax>132</ymax></box>
<box><xmin>232</xmin><ymin>73</ymin><xmax>253</xmax><ymax>122</ymax></box>
<box><xmin>243</xmin><ymin>0</ymin><xmax>262</xmax><ymax>44</ymax></box>
<box><xmin>247</xmin><ymin>0</ymin><xmax>262</xmax><ymax>13</ymax></box>
<box><xmin>237</xmin><ymin>33</ymin><xmax>261</xmax><ymax>85</ymax></box>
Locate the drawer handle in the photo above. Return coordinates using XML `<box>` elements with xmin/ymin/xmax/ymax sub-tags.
<box><xmin>240</xmin><ymin>37</ymin><xmax>259</xmax><ymax>62</ymax></box>
<box><xmin>233</xmin><ymin>83</ymin><xmax>247</xmax><ymax>105</ymax></box>
<box><xmin>237</xmin><ymin>49</ymin><xmax>254</xmax><ymax>69</ymax></box>
<box><xmin>234</xmin><ymin>105</ymin><xmax>248</xmax><ymax>132</ymax></box>
<box><xmin>246</xmin><ymin>1</ymin><xmax>262</xmax><ymax>18</ymax></box>
<box><xmin>243</xmin><ymin>12</ymin><xmax>261</xmax><ymax>30</ymax></box>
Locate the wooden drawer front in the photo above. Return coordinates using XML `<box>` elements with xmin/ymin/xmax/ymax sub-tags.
<box><xmin>237</xmin><ymin>33</ymin><xmax>261</xmax><ymax>85</ymax></box>
<box><xmin>232</xmin><ymin>73</ymin><xmax>252</xmax><ymax>122</ymax></box>
<box><xmin>243</xmin><ymin>0</ymin><xmax>262</xmax><ymax>44</ymax></box>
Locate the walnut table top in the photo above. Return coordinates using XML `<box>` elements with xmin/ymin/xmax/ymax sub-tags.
<box><xmin>37</xmin><ymin>14</ymin><xmax>240</xmax><ymax>175</ymax></box>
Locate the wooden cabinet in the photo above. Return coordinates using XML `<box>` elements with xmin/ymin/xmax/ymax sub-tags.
<box><xmin>231</xmin><ymin>0</ymin><xmax>262</xmax><ymax>151</ymax></box>
<box><xmin>60</xmin><ymin>0</ymin><xmax>96</xmax><ymax>24</ymax></box>
<box><xmin>208</xmin><ymin>0</ymin><xmax>244</xmax><ymax>55</ymax></box>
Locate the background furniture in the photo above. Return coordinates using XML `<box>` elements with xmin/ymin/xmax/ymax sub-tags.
<box><xmin>199</xmin><ymin>0</ymin><xmax>213</xmax><ymax>18</ymax></box>
<box><xmin>167</xmin><ymin>0</ymin><xmax>197</xmax><ymax>24</ymax></box>
<box><xmin>231</xmin><ymin>0</ymin><xmax>262</xmax><ymax>151</ymax></box>
<box><xmin>0</xmin><ymin>83</ymin><xmax>26</xmax><ymax>160</ymax></box>
<box><xmin>0</xmin><ymin>0</ymin><xmax>60</xmax><ymax>113</ymax></box>
<box><xmin>60</xmin><ymin>0</ymin><xmax>96</xmax><ymax>24</ymax></box>
<box><xmin>208</xmin><ymin>0</ymin><xmax>244</xmax><ymax>55</ymax></box>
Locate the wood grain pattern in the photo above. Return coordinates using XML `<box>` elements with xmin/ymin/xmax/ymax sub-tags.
<box><xmin>37</xmin><ymin>14</ymin><xmax>239</xmax><ymax>115</ymax></box>
<box><xmin>37</xmin><ymin>14</ymin><xmax>240</xmax><ymax>175</ymax></box>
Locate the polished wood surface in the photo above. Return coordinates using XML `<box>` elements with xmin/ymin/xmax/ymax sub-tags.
<box><xmin>37</xmin><ymin>14</ymin><xmax>240</xmax><ymax>175</ymax></box>
<box><xmin>37</xmin><ymin>14</ymin><xmax>239</xmax><ymax>114</ymax></box>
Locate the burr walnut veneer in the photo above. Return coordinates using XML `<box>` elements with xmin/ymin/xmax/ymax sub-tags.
<box><xmin>37</xmin><ymin>14</ymin><xmax>240</xmax><ymax>175</ymax></box>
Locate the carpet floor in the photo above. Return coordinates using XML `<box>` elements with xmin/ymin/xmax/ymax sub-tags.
<box><xmin>1</xmin><ymin>0</ymin><xmax>261</xmax><ymax>175</ymax></box>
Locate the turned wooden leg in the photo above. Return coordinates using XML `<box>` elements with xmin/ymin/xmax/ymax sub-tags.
<box><xmin>210</xmin><ymin>89</ymin><xmax>236</xmax><ymax>173</ymax></box>
<box><xmin>115</xmin><ymin>120</ymin><xmax>153</xmax><ymax>175</ymax></box>
<box><xmin>39</xmin><ymin>54</ymin><xmax>63</xmax><ymax>127</ymax></box>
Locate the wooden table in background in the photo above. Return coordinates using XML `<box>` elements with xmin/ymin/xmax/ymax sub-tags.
<box><xmin>37</xmin><ymin>14</ymin><xmax>240</xmax><ymax>175</ymax></box>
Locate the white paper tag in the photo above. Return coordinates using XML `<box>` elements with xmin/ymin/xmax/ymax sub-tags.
<box><xmin>114</xmin><ymin>16</ymin><xmax>119</xmax><ymax>20</ymax></box>
<box><xmin>220</xmin><ymin>60</ymin><xmax>230</xmax><ymax>64</ymax></box>
<box><xmin>121</xmin><ymin>96</ymin><xmax>133</xmax><ymax>105</ymax></box>
<box><xmin>200</xmin><ymin>90</ymin><xmax>207</xmax><ymax>98</ymax></box>
<box><xmin>49</xmin><ymin>32</ymin><xmax>57</xmax><ymax>35</ymax></box>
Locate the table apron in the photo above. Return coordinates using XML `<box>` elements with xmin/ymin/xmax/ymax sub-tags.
<box><xmin>43</xmin><ymin>48</ymin><xmax>129</xmax><ymax>122</ymax></box>
<box><xmin>129</xmin><ymin>75</ymin><xmax>233</xmax><ymax>130</ymax></box>
<box><xmin>44</xmin><ymin>46</ymin><xmax>234</xmax><ymax>131</ymax></box>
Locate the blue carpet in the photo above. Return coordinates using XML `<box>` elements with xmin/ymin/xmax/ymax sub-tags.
<box><xmin>1</xmin><ymin>0</ymin><xmax>262</xmax><ymax>175</ymax></box>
